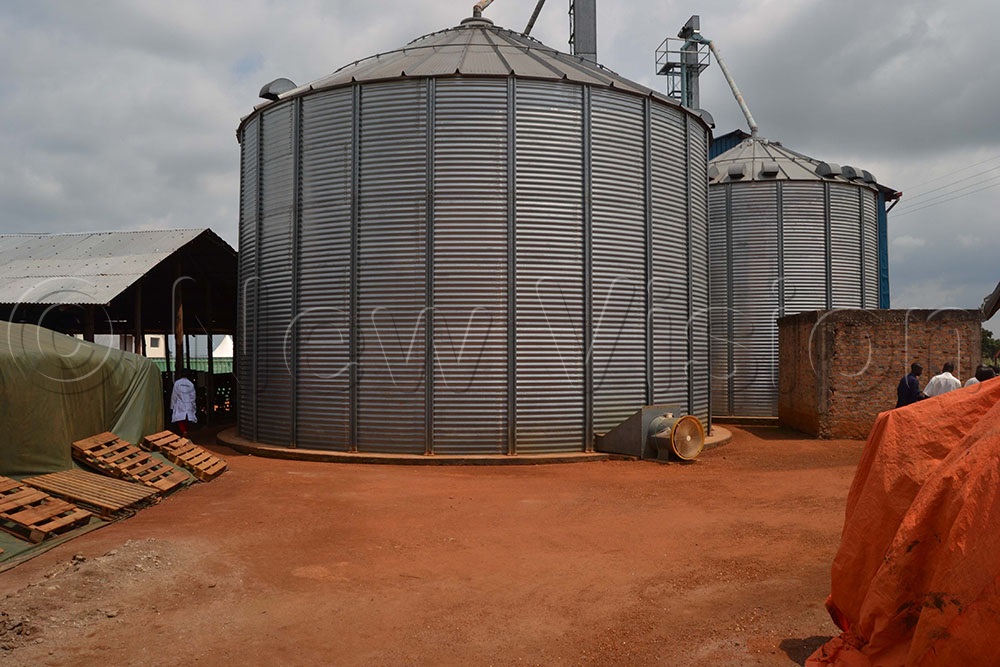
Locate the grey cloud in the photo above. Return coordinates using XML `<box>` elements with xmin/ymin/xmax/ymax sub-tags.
<box><xmin>0</xmin><ymin>0</ymin><xmax>996</xmax><ymax>329</ymax></box>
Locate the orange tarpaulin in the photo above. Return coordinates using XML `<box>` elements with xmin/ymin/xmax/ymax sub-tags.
<box><xmin>808</xmin><ymin>378</ymin><xmax>1000</xmax><ymax>667</ymax></box>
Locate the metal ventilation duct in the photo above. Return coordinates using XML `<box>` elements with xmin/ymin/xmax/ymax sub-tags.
<box><xmin>235</xmin><ymin>18</ymin><xmax>712</xmax><ymax>455</ymax></box>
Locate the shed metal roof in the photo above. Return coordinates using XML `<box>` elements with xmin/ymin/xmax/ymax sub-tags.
<box><xmin>242</xmin><ymin>16</ymin><xmax>710</xmax><ymax>132</ymax></box>
<box><xmin>0</xmin><ymin>229</ymin><xmax>232</xmax><ymax>305</ymax></box>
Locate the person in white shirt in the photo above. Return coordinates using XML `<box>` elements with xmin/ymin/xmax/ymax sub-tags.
<box><xmin>965</xmin><ymin>365</ymin><xmax>997</xmax><ymax>387</ymax></box>
<box><xmin>170</xmin><ymin>370</ymin><xmax>198</xmax><ymax>436</ymax></box>
<box><xmin>923</xmin><ymin>362</ymin><xmax>962</xmax><ymax>397</ymax></box>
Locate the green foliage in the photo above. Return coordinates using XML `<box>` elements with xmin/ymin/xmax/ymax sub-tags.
<box><xmin>984</xmin><ymin>328</ymin><xmax>1000</xmax><ymax>362</ymax></box>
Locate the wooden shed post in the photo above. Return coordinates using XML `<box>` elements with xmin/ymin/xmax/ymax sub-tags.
<box><xmin>205</xmin><ymin>283</ymin><xmax>215</xmax><ymax>424</ymax></box>
<box><xmin>133</xmin><ymin>279</ymin><xmax>144</xmax><ymax>355</ymax></box>
<box><xmin>174</xmin><ymin>262</ymin><xmax>184</xmax><ymax>376</ymax></box>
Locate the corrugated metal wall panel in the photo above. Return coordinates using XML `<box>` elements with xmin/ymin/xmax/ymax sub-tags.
<box><xmin>687</xmin><ymin>124</ymin><xmax>710</xmax><ymax>423</ymax></box>
<box><xmin>829</xmin><ymin>184</ymin><xmax>863</xmax><ymax>308</ymax></box>
<box><xmin>255</xmin><ymin>104</ymin><xmax>295</xmax><ymax>446</ymax></box>
<box><xmin>296</xmin><ymin>89</ymin><xmax>353</xmax><ymax>450</ymax></box>
<box><xmin>728</xmin><ymin>183</ymin><xmax>779</xmax><ymax>416</ymax></box>
<box><xmin>862</xmin><ymin>190</ymin><xmax>879</xmax><ymax>309</ymax></box>
<box><xmin>432</xmin><ymin>79</ymin><xmax>508</xmax><ymax>454</ymax></box>
<box><xmin>241</xmin><ymin>76</ymin><xmax>712</xmax><ymax>454</ymax></box>
<box><xmin>782</xmin><ymin>182</ymin><xmax>828</xmax><ymax>314</ymax></box>
<box><xmin>357</xmin><ymin>81</ymin><xmax>428</xmax><ymax>454</ymax></box>
<box><xmin>237</xmin><ymin>118</ymin><xmax>258</xmax><ymax>440</ymax></box>
<box><xmin>708</xmin><ymin>185</ymin><xmax>729</xmax><ymax>417</ymax></box>
<box><xmin>649</xmin><ymin>105</ymin><xmax>689</xmax><ymax>413</ymax></box>
<box><xmin>514</xmin><ymin>81</ymin><xmax>585</xmax><ymax>453</ymax></box>
<box><xmin>591</xmin><ymin>89</ymin><xmax>646</xmax><ymax>433</ymax></box>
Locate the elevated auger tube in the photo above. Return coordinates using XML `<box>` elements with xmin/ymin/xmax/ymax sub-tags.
<box><xmin>472</xmin><ymin>0</ymin><xmax>496</xmax><ymax>18</ymax></box>
<box><xmin>693</xmin><ymin>35</ymin><xmax>758</xmax><ymax>139</ymax></box>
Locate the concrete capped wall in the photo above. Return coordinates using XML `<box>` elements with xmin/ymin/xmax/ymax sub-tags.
<box><xmin>778</xmin><ymin>309</ymin><xmax>982</xmax><ymax>439</ymax></box>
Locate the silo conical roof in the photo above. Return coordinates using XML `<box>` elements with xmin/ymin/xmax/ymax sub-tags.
<box><xmin>709</xmin><ymin>137</ymin><xmax>881</xmax><ymax>188</ymax></box>
<box><xmin>248</xmin><ymin>16</ymin><xmax>708</xmax><ymax>126</ymax></box>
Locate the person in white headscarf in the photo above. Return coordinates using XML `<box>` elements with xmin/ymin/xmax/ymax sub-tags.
<box><xmin>170</xmin><ymin>369</ymin><xmax>198</xmax><ymax>436</ymax></box>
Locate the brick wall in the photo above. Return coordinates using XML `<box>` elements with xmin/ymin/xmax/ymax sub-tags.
<box><xmin>778</xmin><ymin>309</ymin><xmax>982</xmax><ymax>439</ymax></box>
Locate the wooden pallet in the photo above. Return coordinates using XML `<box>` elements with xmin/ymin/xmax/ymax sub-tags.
<box><xmin>24</xmin><ymin>469</ymin><xmax>160</xmax><ymax>518</ymax></box>
<box><xmin>141</xmin><ymin>431</ymin><xmax>228</xmax><ymax>482</ymax></box>
<box><xmin>0</xmin><ymin>476</ymin><xmax>92</xmax><ymax>543</ymax></box>
<box><xmin>72</xmin><ymin>432</ymin><xmax>189</xmax><ymax>493</ymax></box>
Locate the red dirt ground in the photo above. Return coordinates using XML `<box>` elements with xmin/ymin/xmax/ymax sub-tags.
<box><xmin>0</xmin><ymin>425</ymin><xmax>865</xmax><ymax>666</ymax></box>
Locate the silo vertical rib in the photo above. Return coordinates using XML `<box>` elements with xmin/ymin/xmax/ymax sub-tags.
<box><xmin>357</xmin><ymin>80</ymin><xmax>428</xmax><ymax>454</ymax></box>
<box><xmin>777</xmin><ymin>182</ymin><xmax>784</xmax><ymax>317</ymax></box>
<box><xmin>824</xmin><ymin>181</ymin><xmax>833</xmax><ymax>310</ymax></box>
<box><xmin>830</xmin><ymin>183</ymin><xmax>862</xmax><ymax>308</ymax></box>
<box><xmin>643</xmin><ymin>98</ymin><xmax>653</xmax><ymax>407</ymax></box>
<box><xmin>859</xmin><ymin>187</ymin><xmax>867</xmax><ymax>307</ymax></box>
<box><xmin>685</xmin><ymin>116</ymin><xmax>694</xmax><ymax>416</ymax></box>
<box><xmin>514</xmin><ymin>80</ymin><xmax>585</xmax><ymax>453</ymax></box>
<box><xmin>708</xmin><ymin>180</ymin><xmax>730</xmax><ymax>417</ymax></box>
<box><xmin>425</xmin><ymin>79</ymin><xmax>435</xmax><ymax>456</ymax></box>
<box><xmin>687</xmin><ymin>122</ymin><xmax>710</xmax><ymax>423</ymax></box>
<box><xmin>350</xmin><ymin>84</ymin><xmax>361</xmax><ymax>452</ymax></box>
<box><xmin>290</xmin><ymin>98</ymin><xmax>302</xmax><ymax>448</ymax></box>
<box><xmin>729</xmin><ymin>182</ymin><xmax>778</xmax><ymax>416</ymax></box>
<box><xmin>862</xmin><ymin>191</ymin><xmax>879</xmax><ymax>309</ymax></box>
<box><xmin>256</xmin><ymin>103</ymin><xmax>295</xmax><ymax>447</ymax></box>
<box><xmin>253</xmin><ymin>118</ymin><xmax>263</xmax><ymax>443</ymax></box>
<box><xmin>432</xmin><ymin>79</ymin><xmax>509</xmax><ymax>454</ymax></box>
<box><xmin>591</xmin><ymin>88</ymin><xmax>646</xmax><ymax>434</ymax></box>
<box><xmin>725</xmin><ymin>185</ymin><xmax>734</xmax><ymax>415</ymax></box>
<box><xmin>582</xmin><ymin>86</ymin><xmax>593</xmax><ymax>451</ymax></box>
<box><xmin>237</xmin><ymin>118</ymin><xmax>259</xmax><ymax>442</ymax></box>
<box><xmin>782</xmin><ymin>182</ymin><xmax>828</xmax><ymax>315</ymax></box>
<box><xmin>649</xmin><ymin>105</ymin><xmax>689</xmax><ymax>414</ymax></box>
<box><xmin>296</xmin><ymin>88</ymin><xmax>353</xmax><ymax>451</ymax></box>
<box><xmin>507</xmin><ymin>76</ymin><xmax>517</xmax><ymax>456</ymax></box>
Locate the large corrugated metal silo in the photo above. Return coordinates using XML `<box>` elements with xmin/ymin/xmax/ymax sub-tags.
<box><xmin>235</xmin><ymin>16</ymin><xmax>713</xmax><ymax>456</ymax></box>
<box><xmin>708</xmin><ymin>138</ymin><xmax>892</xmax><ymax>417</ymax></box>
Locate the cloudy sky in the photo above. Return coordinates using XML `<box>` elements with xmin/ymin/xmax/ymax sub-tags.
<box><xmin>1</xmin><ymin>0</ymin><xmax>997</xmax><ymax>330</ymax></box>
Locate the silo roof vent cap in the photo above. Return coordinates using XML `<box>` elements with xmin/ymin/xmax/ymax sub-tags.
<box><xmin>861</xmin><ymin>169</ymin><xmax>877</xmax><ymax>184</ymax></box>
<box><xmin>259</xmin><ymin>78</ymin><xmax>298</xmax><ymax>101</ymax></box>
<box><xmin>841</xmin><ymin>165</ymin><xmax>863</xmax><ymax>180</ymax></box>
<box><xmin>760</xmin><ymin>161</ymin><xmax>780</xmax><ymax>177</ymax></box>
<box><xmin>816</xmin><ymin>162</ymin><xmax>842</xmax><ymax>178</ymax></box>
<box><xmin>728</xmin><ymin>163</ymin><xmax>748</xmax><ymax>179</ymax></box>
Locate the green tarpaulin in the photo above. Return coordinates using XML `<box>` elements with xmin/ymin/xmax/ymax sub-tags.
<box><xmin>0</xmin><ymin>322</ymin><xmax>163</xmax><ymax>476</ymax></box>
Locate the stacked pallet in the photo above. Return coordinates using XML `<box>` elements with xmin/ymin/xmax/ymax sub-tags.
<box><xmin>25</xmin><ymin>469</ymin><xmax>159</xmax><ymax>518</ymax></box>
<box><xmin>0</xmin><ymin>476</ymin><xmax>92</xmax><ymax>543</ymax></box>
<box><xmin>72</xmin><ymin>432</ymin><xmax>188</xmax><ymax>493</ymax></box>
<box><xmin>141</xmin><ymin>431</ymin><xmax>227</xmax><ymax>482</ymax></box>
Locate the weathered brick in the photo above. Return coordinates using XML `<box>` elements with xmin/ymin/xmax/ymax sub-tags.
<box><xmin>777</xmin><ymin>309</ymin><xmax>981</xmax><ymax>439</ymax></box>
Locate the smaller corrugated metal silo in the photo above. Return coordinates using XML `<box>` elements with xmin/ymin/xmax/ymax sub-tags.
<box><xmin>708</xmin><ymin>138</ymin><xmax>894</xmax><ymax>417</ymax></box>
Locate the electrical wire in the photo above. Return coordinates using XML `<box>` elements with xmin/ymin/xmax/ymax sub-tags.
<box><xmin>892</xmin><ymin>178</ymin><xmax>1000</xmax><ymax>218</ymax></box>
<box><xmin>892</xmin><ymin>171</ymin><xmax>1000</xmax><ymax>214</ymax></box>
<box><xmin>900</xmin><ymin>152</ymin><xmax>1000</xmax><ymax>192</ymax></box>
<box><xmin>896</xmin><ymin>163</ymin><xmax>1000</xmax><ymax>206</ymax></box>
